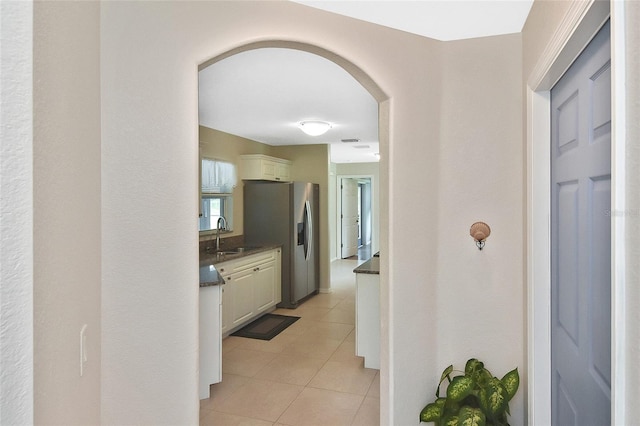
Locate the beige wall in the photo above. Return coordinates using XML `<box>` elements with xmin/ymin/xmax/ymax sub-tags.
<box><xmin>33</xmin><ymin>1</ymin><xmax>102</xmax><ymax>424</ymax></box>
<box><xmin>437</xmin><ymin>32</ymin><xmax>525</xmax><ymax>420</ymax></box>
<box><xmin>522</xmin><ymin>1</ymin><xmax>573</xmax><ymax>80</ymax></box>
<box><xmin>199</xmin><ymin>126</ymin><xmax>271</xmax><ymax>238</ymax></box>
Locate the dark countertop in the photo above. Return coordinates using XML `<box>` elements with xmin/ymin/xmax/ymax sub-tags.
<box><xmin>353</xmin><ymin>257</ymin><xmax>380</xmax><ymax>275</ymax></box>
<box><xmin>199</xmin><ymin>244</ymin><xmax>281</xmax><ymax>287</ymax></box>
<box><xmin>199</xmin><ymin>264</ymin><xmax>225</xmax><ymax>288</ymax></box>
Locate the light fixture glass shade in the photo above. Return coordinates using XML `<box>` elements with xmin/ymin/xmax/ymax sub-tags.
<box><xmin>299</xmin><ymin>120</ymin><xmax>332</xmax><ymax>136</ymax></box>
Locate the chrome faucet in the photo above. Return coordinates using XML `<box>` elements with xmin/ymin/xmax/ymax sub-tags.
<box><xmin>216</xmin><ymin>216</ymin><xmax>227</xmax><ymax>251</ymax></box>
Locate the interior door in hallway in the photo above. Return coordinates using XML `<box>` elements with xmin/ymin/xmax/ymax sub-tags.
<box><xmin>341</xmin><ymin>178</ymin><xmax>359</xmax><ymax>258</ymax></box>
<box><xmin>550</xmin><ymin>20</ymin><xmax>611</xmax><ymax>426</ymax></box>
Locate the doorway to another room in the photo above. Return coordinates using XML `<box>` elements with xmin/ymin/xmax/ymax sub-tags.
<box><xmin>339</xmin><ymin>176</ymin><xmax>374</xmax><ymax>261</ymax></box>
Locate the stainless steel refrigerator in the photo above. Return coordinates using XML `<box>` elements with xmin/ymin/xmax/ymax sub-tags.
<box><xmin>243</xmin><ymin>181</ymin><xmax>319</xmax><ymax>308</ymax></box>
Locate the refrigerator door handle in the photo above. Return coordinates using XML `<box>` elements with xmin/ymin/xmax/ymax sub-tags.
<box><xmin>305</xmin><ymin>200</ymin><xmax>312</xmax><ymax>261</ymax></box>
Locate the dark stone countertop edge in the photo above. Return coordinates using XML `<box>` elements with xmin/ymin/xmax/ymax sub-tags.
<box><xmin>353</xmin><ymin>257</ymin><xmax>380</xmax><ymax>275</ymax></box>
<box><xmin>199</xmin><ymin>244</ymin><xmax>282</xmax><ymax>287</ymax></box>
<box><xmin>199</xmin><ymin>265</ymin><xmax>225</xmax><ymax>288</ymax></box>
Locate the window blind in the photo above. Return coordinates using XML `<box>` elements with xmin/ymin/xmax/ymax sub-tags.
<box><xmin>201</xmin><ymin>159</ymin><xmax>237</xmax><ymax>194</ymax></box>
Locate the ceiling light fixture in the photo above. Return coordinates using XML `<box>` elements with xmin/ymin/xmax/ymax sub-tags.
<box><xmin>298</xmin><ymin>120</ymin><xmax>332</xmax><ymax>136</ymax></box>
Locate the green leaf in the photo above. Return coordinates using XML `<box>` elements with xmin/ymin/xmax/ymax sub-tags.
<box><xmin>477</xmin><ymin>367</ymin><xmax>493</xmax><ymax>387</ymax></box>
<box><xmin>479</xmin><ymin>378</ymin><xmax>508</xmax><ymax>418</ymax></box>
<box><xmin>465</xmin><ymin>358</ymin><xmax>484</xmax><ymax>375</ymax></box>
<box><xmin>420</xmin><ymin>401</ymin><xmax>443</xmax><ymax>423</ymax></box>
<box><xmin>441</xmin><ymin>365</ymin><xmax>454</xmax><ymax>382</ymax></box>
<box><xmin>443</xmin><ymin>397</ymin><xmax>461</xmax><ymax>418</ymax></box>
<box><xmin>447</xmin><ymin>376</ymin><xmax>474</xmax><ymax>402</ymax></box>
<box><xmin>501</xmin><ymin>368</ymin><xmax>519</xmax><ymax>402</ymax></box>
<box><xmin>459</xmin><ymin>406</ymin><xmax>486</xmax><ymax>426</ymax></box>
<box><xmin>437</xmin><ymin>365</ymin><xmax>454</xmax><ymax>397</ymax></box>
<box><xmin>441</xmin><ymin>415</ymin><xmax>459</xmax><ymax>426</ymax></box>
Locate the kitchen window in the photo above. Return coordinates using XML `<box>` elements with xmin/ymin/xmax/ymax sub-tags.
<box><xmin>199</xmin><ymin>158</ymin><xmax>236</xmax><ymax>232</ymax></box>
<box><xmin>199</xmin><ymin>194</ymin><xmax>233</xmax><ymax>232</ymax></box>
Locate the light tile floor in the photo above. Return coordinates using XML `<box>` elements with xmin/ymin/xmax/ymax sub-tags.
<box><xmin>200</xmin><ymin>259</ymin><xmax>380</xmax><ymax>426</ymax></box>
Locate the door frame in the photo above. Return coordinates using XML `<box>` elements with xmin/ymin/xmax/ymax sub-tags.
<box><xmin>526</xmin><ymin>1</ymin><xmax>627</xmax><ymax>424</ymax></box>
<box><xmin>336</xmin><ymin>174</ymin><xmax>376</xmax><ymax>259</ymax></box>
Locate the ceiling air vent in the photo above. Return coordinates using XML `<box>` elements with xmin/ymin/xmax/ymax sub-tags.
<box><xmin>341</xmin><ymin>138</ymin><xmax>361</xmax><ymax>143</ymax></box>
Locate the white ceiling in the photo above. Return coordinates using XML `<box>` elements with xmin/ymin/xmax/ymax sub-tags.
<box><xmin>198</xmin><ymin>1</ymin><xmax>533</xmax><ymax>164</ymax></box>
<box><xmin>293</xmin><ymin>0</ymin><xmax>534</xmax><ymax>42</ymax></box>
<box><xmin>199</xmin><ymin>48</ymin><xmax>379</xmax><ymax>164</ymax></box>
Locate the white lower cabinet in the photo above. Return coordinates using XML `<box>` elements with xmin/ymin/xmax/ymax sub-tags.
<box><xmin>230</xmin><ymin>269</ymin><xmax>255</xmax><ymax>328</ymax></box>
<box><xmin>218</xmin><ymin>248</ymin><xmax>282</xmax><ymax>336</ymax></box>
<box><xmin>254</xmin><ymin>260</ymin><xmax>277</xmax><ymax>314</ymax></box>
<box><xmin>199</xmin><ymin>284</ymin><xmax>222</xmax><ymax>399</ymax></box>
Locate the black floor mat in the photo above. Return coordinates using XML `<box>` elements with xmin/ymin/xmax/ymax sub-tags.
<box><xmin>231</xmin><ymin>314</ymin><xmax>300</xmax><ymax>341</ymax></box>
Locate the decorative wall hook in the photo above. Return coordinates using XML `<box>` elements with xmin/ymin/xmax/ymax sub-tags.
<box><xmin>470</xmin><ymin>222</ymin><xmax>491</xmax><ymax>250</ymax></box>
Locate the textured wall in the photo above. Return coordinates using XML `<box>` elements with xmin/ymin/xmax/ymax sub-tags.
<box><xmin>0</xmin><ymin>1</ymin><xmax>34</xmax><ymax>424</ymax></box>
<box><xmin>436</xmin><ymin>33</ymin><xmax>525</xmax><ymax>423</ymax></box>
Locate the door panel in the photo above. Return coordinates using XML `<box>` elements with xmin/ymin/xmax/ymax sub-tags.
<box><xmin>550</xmin><ymin>21</ymin><xmax>611</xmax><ymax>426</ymax></box>
<box><xmin>341</xmin><ymin>178</ymin><xmax>359</xmax><ymax>258</ymax></box>
<box><xmin>230</xmin><ymin>270</ymin><xmax>254</xmax><ymax>327</ymax></box>
<box><xmin>254</xmin><ymin>261</ymin><xmax>276</xmax><ymax>313</ymax></box>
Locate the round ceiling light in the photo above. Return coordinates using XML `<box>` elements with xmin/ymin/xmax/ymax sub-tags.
<box><xmin>298</xmin><ymin>120</ymin><xmax>332</xmax><ymax>136</ymax></box>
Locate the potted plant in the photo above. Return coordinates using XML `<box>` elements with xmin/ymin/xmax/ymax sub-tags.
<box><xmin>420</xmin><ymin>358</ymin><xmax>519</xmax><ymax>426</ymax></box>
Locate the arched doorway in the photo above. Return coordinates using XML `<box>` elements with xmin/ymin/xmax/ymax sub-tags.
<box><xmin>197</xmin><ymin>40</ymin><xmax>389</xmax><ymax>424</ymax></box>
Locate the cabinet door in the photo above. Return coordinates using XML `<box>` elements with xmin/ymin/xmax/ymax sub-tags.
<box><xmin>275</xmin><ymin>163</ymin><xmax>290</xmax><ymax>181</ymax></box>
<box><xmin>261</xmin><ymin>160</ymin><xmax>277</xmax><ymax>180</ymax></box>
<box><xmin>230</xmin><ymin>270</ymin><xmax>254</xmax><ymax>327</ymax></box>
<box><xmin>253</xmin><ymin>261</ymin><xmax>277</xmax><ymax>314</ymax></box>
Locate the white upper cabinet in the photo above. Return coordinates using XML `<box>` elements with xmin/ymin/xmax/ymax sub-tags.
<box><xmin>240</xmin><ymin>154</ymin><xmax>291</xmax><ymax>182</ymax></box>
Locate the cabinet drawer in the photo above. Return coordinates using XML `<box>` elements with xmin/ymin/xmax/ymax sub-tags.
<box><xmin>216</xmin><ymin>250</ymin><xmax>276</xmax><ymax>275</ymax></box>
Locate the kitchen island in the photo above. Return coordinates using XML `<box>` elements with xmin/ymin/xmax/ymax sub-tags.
<box><xmin>353</xmin><ymin>256</ymin><xmax>380</xmax><ymax>369</ymax></box>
